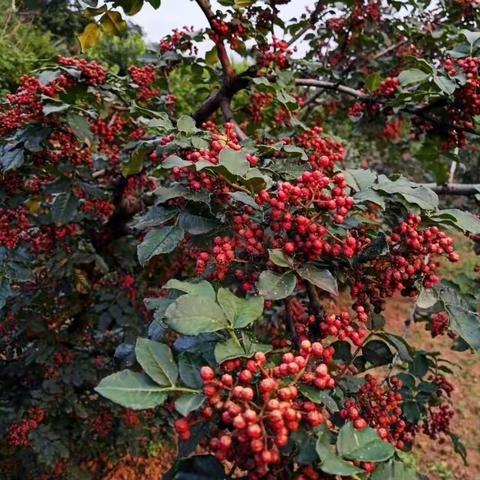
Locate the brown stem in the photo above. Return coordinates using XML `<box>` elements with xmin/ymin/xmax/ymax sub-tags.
<box><xmin>195</xmin><ymin>0</ymin><xmax>234</xmax><ymax>79</ymax></box>
<box><xmin>306</xmin><ymin>283</ymin><xmax>325</xmax><ymax>318</ymax></box>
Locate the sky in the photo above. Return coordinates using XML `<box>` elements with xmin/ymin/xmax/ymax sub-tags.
<box><xmin>133</xmin><ymin>0</ymin><xmax>313</xmax><ymax>42</ymax></box>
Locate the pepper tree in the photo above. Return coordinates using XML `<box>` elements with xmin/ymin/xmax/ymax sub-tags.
<box><xmin>1</xmin><ymin>0</ymin><xmax>480</xmax><ymax>479</ymax></box>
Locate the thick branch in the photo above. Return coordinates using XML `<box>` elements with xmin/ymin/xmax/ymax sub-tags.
<box><xmin>295</xmin><ymin>78</ymin><xmax>480</xmax><ymax>137</ymax></box>
<box><xmin>196</xmin><ymin>0</ymin><xmax>234</xmax><ymax>79</ymax></box>
<box><xmin>193</xmin><ymin>66</ymin><xmax>256</xmax><ymax>126</ymax></box>
<box><xmin>422</xmin><ymin>183</ymin><xmax>480</xmax><ymax>195</ymax></box>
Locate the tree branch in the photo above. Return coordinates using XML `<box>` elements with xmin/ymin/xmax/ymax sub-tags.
<box><xmin>287</xmin><ymin>1</ymin><xmax>325</xmax><ymax>47</ymax></box>
<box><xmin>295</xmin><ymin>78</ymin><xmax>480</xmax><ymax>137</ymax></box>
<box><xmin>193</xmin><ymin>66</ymin><xmax>256</xmax><ymax>126</ymax></box>
<box><xmin>220</xmin><ymin>98</ymin><xmax>247</xmax><ymax>141</ymax></box>
<box><xmin>421</xmin><ymin>183</ymin><xmax>480</xmax><ymax>195</ymax></box>
<box><xmin>195</xmin><ymin>0</ymin><xmax>234</xmax><ymax>79</ymax></box>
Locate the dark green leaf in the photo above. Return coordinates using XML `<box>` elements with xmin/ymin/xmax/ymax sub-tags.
<box><xmin>52</xmin><ymin>193</ymin><xmax>79</xmax><ymax>225</ymax></box>
<box><xmin>296</xmin><ymin>264</ymin><xmax>338</xmax><ymax>296</ymax></box>
<box><xmin>137</xmin><ymin>226</ymin><xmax>184</xmax><ymax>266</ymax></box>
<box><xmin>257</xmin><ymin>271</ymin><xmax>296</xmax><ymax>300</ymax></box>
<box><xmin>175</xmin><ymin>394</ymin><xmax>205</xmax><ymax>417</ymax></box>
<box><xmin>135</xmin><ymin>338</ymin><xmax>178</xmax><ymax>386</ymax></box>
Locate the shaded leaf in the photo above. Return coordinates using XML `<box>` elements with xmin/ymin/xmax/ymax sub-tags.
<box><xmin>135</xmin><ymin>338</ymin><xmax>178</xmax><ymax>386</ymax></box>
<box><xmin>137</xmin><ymin>226</ymin><xmax>184</xmax><ymax>266</ymax></box>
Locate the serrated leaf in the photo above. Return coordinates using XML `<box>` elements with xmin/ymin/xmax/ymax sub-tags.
<box><xmin>257</xmin><ymin>271</ymin><xmax>296</xmax><ymax>300</ymax></box>
<box><xmin>95</xmin><ymin>370</ymin><xmax>167</xmax><ymax>410</ymax></box>
<box><xmin>175</xmin><ymin>394</ymin><xmax>205</xmax><ymax>416</ymax></box>
<box><xmin>337</xmin><ymin>422</ymin><xmax>395</xmax><ymax>462</ymax></box>
<box><xmin>298</xmin><ymin>385</ymin><xmax>338</xmax><ymax>412</ymax></box>
<box><xmin>214</xmin><ymin>336</ymin><xmax>271</xmax><ymax>364</ymax></box>
<box><xmin>177</xmin><ymin>115</ymin><xmax>198</xmax><ymax>134</ymax></box>
<box><xmin>218</xmin><ymin>148</ymin><xmax>250</xmax><ymax>177</ymax></box>
<box><xmin>296</xmin><ymin>264</ymin><xmax>338</xmax><ymax>296</ymax></box>
<box><xmin>163</xmin><ymin>279</ymin><xmax>216</xmax><ymax>299</ymax></box>
<box><xmin>217</xmin><ymin>288</ymin><xmax>264</xmax><ymax>328</ymax></box>
<box><xmin>132</xmin><ymin>206</ymin><xmax>178</xmax><ymax>230</ymax></box>
<box><xmin>398</xmin><ymin>68</ymin><xmax>429</xmax><ymax>86</ymax></box>
<box><xmin>268</xmin><ymin>249</ymin><xmax>292</xmax><ymax>268</ymax></box>
<box><xmin>135</xmin><ymin>338</ymin><xmax>178</xmax><ymax>386</ymax></box>
<box><xmin>166</xmin><ymin>294</ymin><xmax>228</xmax><ymax>335</ymax></box>
<box><xmin>52</xmin><ymin>192</ymin><xmax>79</xmax><ymax>225</ymax></box>
<box><xmin>178</xmin><ymin>212</ymin><xmax>218</xmax><ymax>235</ymax></box>
<box><xmin>137</xmin><ymin>226</ymin><xmax>184</xmax><ymax>266</ymax></box>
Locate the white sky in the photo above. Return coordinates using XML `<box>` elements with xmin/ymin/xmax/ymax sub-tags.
<box><xmin>133</xmin><ymin>0</ymin><xmax>313</xmax><ymax>41</ymax></box>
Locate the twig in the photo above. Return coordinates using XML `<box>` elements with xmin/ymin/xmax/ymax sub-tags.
<box><xmin>220</xmin><ymin>98</ymin><xmax>247</xmax><ymax>141</ymax></box>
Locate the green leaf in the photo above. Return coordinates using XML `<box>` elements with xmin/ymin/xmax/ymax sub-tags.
<box><xmin>177</xmin><ymin>115</ymin><xmax>198</xmax><ymax>134</ymax></box>
<box><xmin>268</xmin><ymin>249</ymin><xmax>292</xmax><ymax>268</ymax></box>
<box><xmin>298</xmin><ymin>385</ymin><xmax>338</xmax><ymax>412</ymax></box>
<box><xmin>433</xmin><ymin>75</ymin><xmax>457</xmax><ymax>95</ymax></box>
<box><xmin>345</xmin><ymin>168</ymin><xmax>377</xmax><ymax>190</ymax></box>
<box><xmin>161</xmin><ymin>155</ymin><xmax>193</xmax><ymax>169</ymax></box>
<box><xmin>398</xmin><ymin>68</ymin><xmax>429</xmax><ymax>86</ymax></box>
<box><xmin>52</xmin><ymin>192</ymin><xmax>79</xmax><ymax>225</ymax></box>
<box><xmin>320</xmin><ymin>454</ymin><xmax>364</xmax><ymax>476</ymax></box>
<box><xmin>411</xmin><ymin>352</ymin><xmax>429</xmax><ymax>378</ymax></box>
<box><xmin>363</xmin><ymin>340</ymin><xmax>394</xmax><ymax>367</ymax></box>
<box><xmin>178</xmin><ymin>352</ymin><xmax>204</xmax><ymax>388</ymax></box>
<box><xmin>117</xmin><ymin>0</ymin><xmax>144</xmax><ymax>15</ymax></box>
<box><xmin>256</xmin><ymin>271</ymin><xmax>296</xmax><ymax>300</ymax></box>
<box><xmin>402</xmin><ymin>400</ymin><xmax>421</xmax><ymax>423</ymax></box>
<box><xmin>355</xmin><ymin>233</ymin><xmax>389</xmax><ymax>264</ymax></box>
<box><xmin>371</xmin><ymin>459</ymin><xmax>417</xmax><ymax>480</ymax></box>
<box><xmin>296</xmin><ymin>264</ymin><xmax>338</xmax><ymax>296</ymax></box>
<box><xmin>175</xmin><ymin>394</ymin><xmax>205</xmax><ymax>416</ymax></box>
<box><xmin>147</xmin><ymin>0</ymin><xmax>161</xmax><ymax>7</ymax></box>
<box><xmin>283</xmin><ymin>144</ymin><xmax>308</xmax><ymax>160</ymax></box>
<box><xmin>43</xmin><ymin>103</ymin><xmax>70</xmax><ymax>115</ymax></box>
<box><xmin>95</xmin><ymin>370</ymin><xmax>167</xmax><ymax>410</ymax></box>
<box><xmin>374</xmin><ymin>177</ymin><xmax>438</xmax><ymax>210</ymax></box>
<box><xmin>67</xmin><ymin>114</ymin><xmax>93</xmax><ymax>144</ymax></box>
<box><xmin>337</xmin><ymin>422</ymin><xmax>395</xmax><ymax>462</ymax></box>
<box><xmin>214</xmin><ymin>336</ymin><xmax>272</xmax><ymax>364</ymax></box>
<box><xmin>78</xmin><ymin>22</ymin><xmax>102</xmax><ymax>51</ymax></box>
<box><xmin>205</xmin><ymin>47</ymin><xmax>219</xmax><ymax>65</ymax></box>
<box><xmin>379</xmin><ymin>333</ymin><xmax>413</xmax><ymax>362</ymax></box>
<box><xmin>122</xmin><ymin>148</ymin><xmax>146</xmax><ymax>176</ymax></box>
<box><xmin>434</xmin><ymin>209</ymin><xmax>480</xmax><ymax>234</ymax></box>
<box><xmin>165</xmin><ymin>294</ymin><xmax>228</xmax><ymax>335</ymax></box>
<box><xmin>0</xmin><ymin>146</ymin><xmax>24</xmax><ymax>172</ymax></box>
<box><xmin>178</xmin><ymin>212</ymin><xmax>218</xmax><ymax>235</ymax></box>
<box><xmin>135</xmin><ymin>338</ymin><xmax>178</xmax><ymax>386</ymax></box>
<box><xmin>132</xmin><ymin>206</ymin><xmax>178</xmax><ymax>230</ymax></box>
<box><xmin>461</xmin><ymin>30</ymin><xmax>480</xmax><ymax>46</ymax></box>
<box><xmin>218</xmin><ymin>149</ymin><xmax>250</xmax><ymax>177</ymax></box>
<box><xmin>447</xmin><ymin>305</ymin><xmax>480</xmax><ymax>350</ymax></box>
<box><xmin>229</xmin><ymin>191</ymin><xmax>260</xmax><ymax>209</ymax></box>
<box><xmin>163</xmin><ymin>279</ymin><xmax>216</xmax><ymax>300</ymax></box>
<box><xmin>365</xmin><ymin>73</ymin><xmax>383</xmax><ymax>92</ymax></box>
<box><xmin>137</xmin><ymin>226</ymin><xmax>184</xmax><ymax>266</ymax></box>
<box><xmin>217</xmin><ymin>288</ymin><xmax>264</xmax><ymax>328</ymax></box>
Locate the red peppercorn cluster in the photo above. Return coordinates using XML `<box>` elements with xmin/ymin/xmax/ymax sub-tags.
<box><xmin>295</xmin><ymin>126</ymin><xmax>346</xmax><ymax>170</ymax></box>
<box><xmin>249</xmin><ymin>92</ymin><xmax>274</xmax><ymax>123</ymax></box>
<box><xmin>286</xmin><ymin>297</ymin><xmax>315</xmax><ymax>339</ymax></box>
<box><xmin>0</xmin><ymin>207</ymin><xmax>32</xmax><ymax>249</ymax></box>
<box><xmin>175</xmin><ymin>344</ymin><xmax>335</xmax><ymax>478</ymax></box>
<box><xmin>340</xmin><ymin>375</ymin><xmax>414</xmax><ymax>449</ymax></box>
<box><xmin>129</xmin><ymin>65</ymin><xmax>159</xmax><ymax>102</ymax></box>
<box><xmin>91</xmin><ymin>411</ymin><xmax>114</xmax><ymax>438</ymax></box>
<box><xmin>376</xmin><ymin>77</ymin><xmax>400</xmax><ymax>97</ymax></box>
<box><xmin>259</xmin><ymin>37</ymin><xmax>294</xmax><ymax>69</ymax></box>
<box><xmin>256</xmin><ymin>171</ymin><xmax>355</xmax><ymax>260</ymax></box>
<box><xmin>197</xmin><ymin>236</ymin><xmax>235</xmax><ymax>280</ymax></box>
<box><xmin>121</xmin><ymin>409</ymin><xmax>141</xmax><ymax>426</ymax></box>
<box><xmin>159</xmin><ymin>26</ymin><xmax>196</xmax><ymax>55</ymax></box>
<box><xmin>320</xmin><ymin>311</ymin><xmax>368</xmax><ymax>346</ymax></box>
<box><xmin>210</xmin><ymin>18</ymin><xmax>247</xmax><ymax>50</ymax></box>
<box><xmin>7</xmin><ymin>408</ymin><xmax>46</xmax><ymax>447</ymax></box>
<box><xmin>423</xmin><ymin>404</ymin><xmax>454</xmax><ymax>440</ymax></box>
<box><xmin>353</xmin><ymin>214</ymin><xmax>459</xmax><ymax>312</ymax></box>
<box><xmin>58</xmin><ymin>56</ymin><xmax>107</xmax><ymax>86</ymax></box>
<box><xmin>429</xmin><ymin>311</ymin><xmax>450</xmax><ymax>338</ymax></box>
<box><xmin>382</xmin><ymin>118</ymin><xmax>403</xmax><ymax>142</ymax></box>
